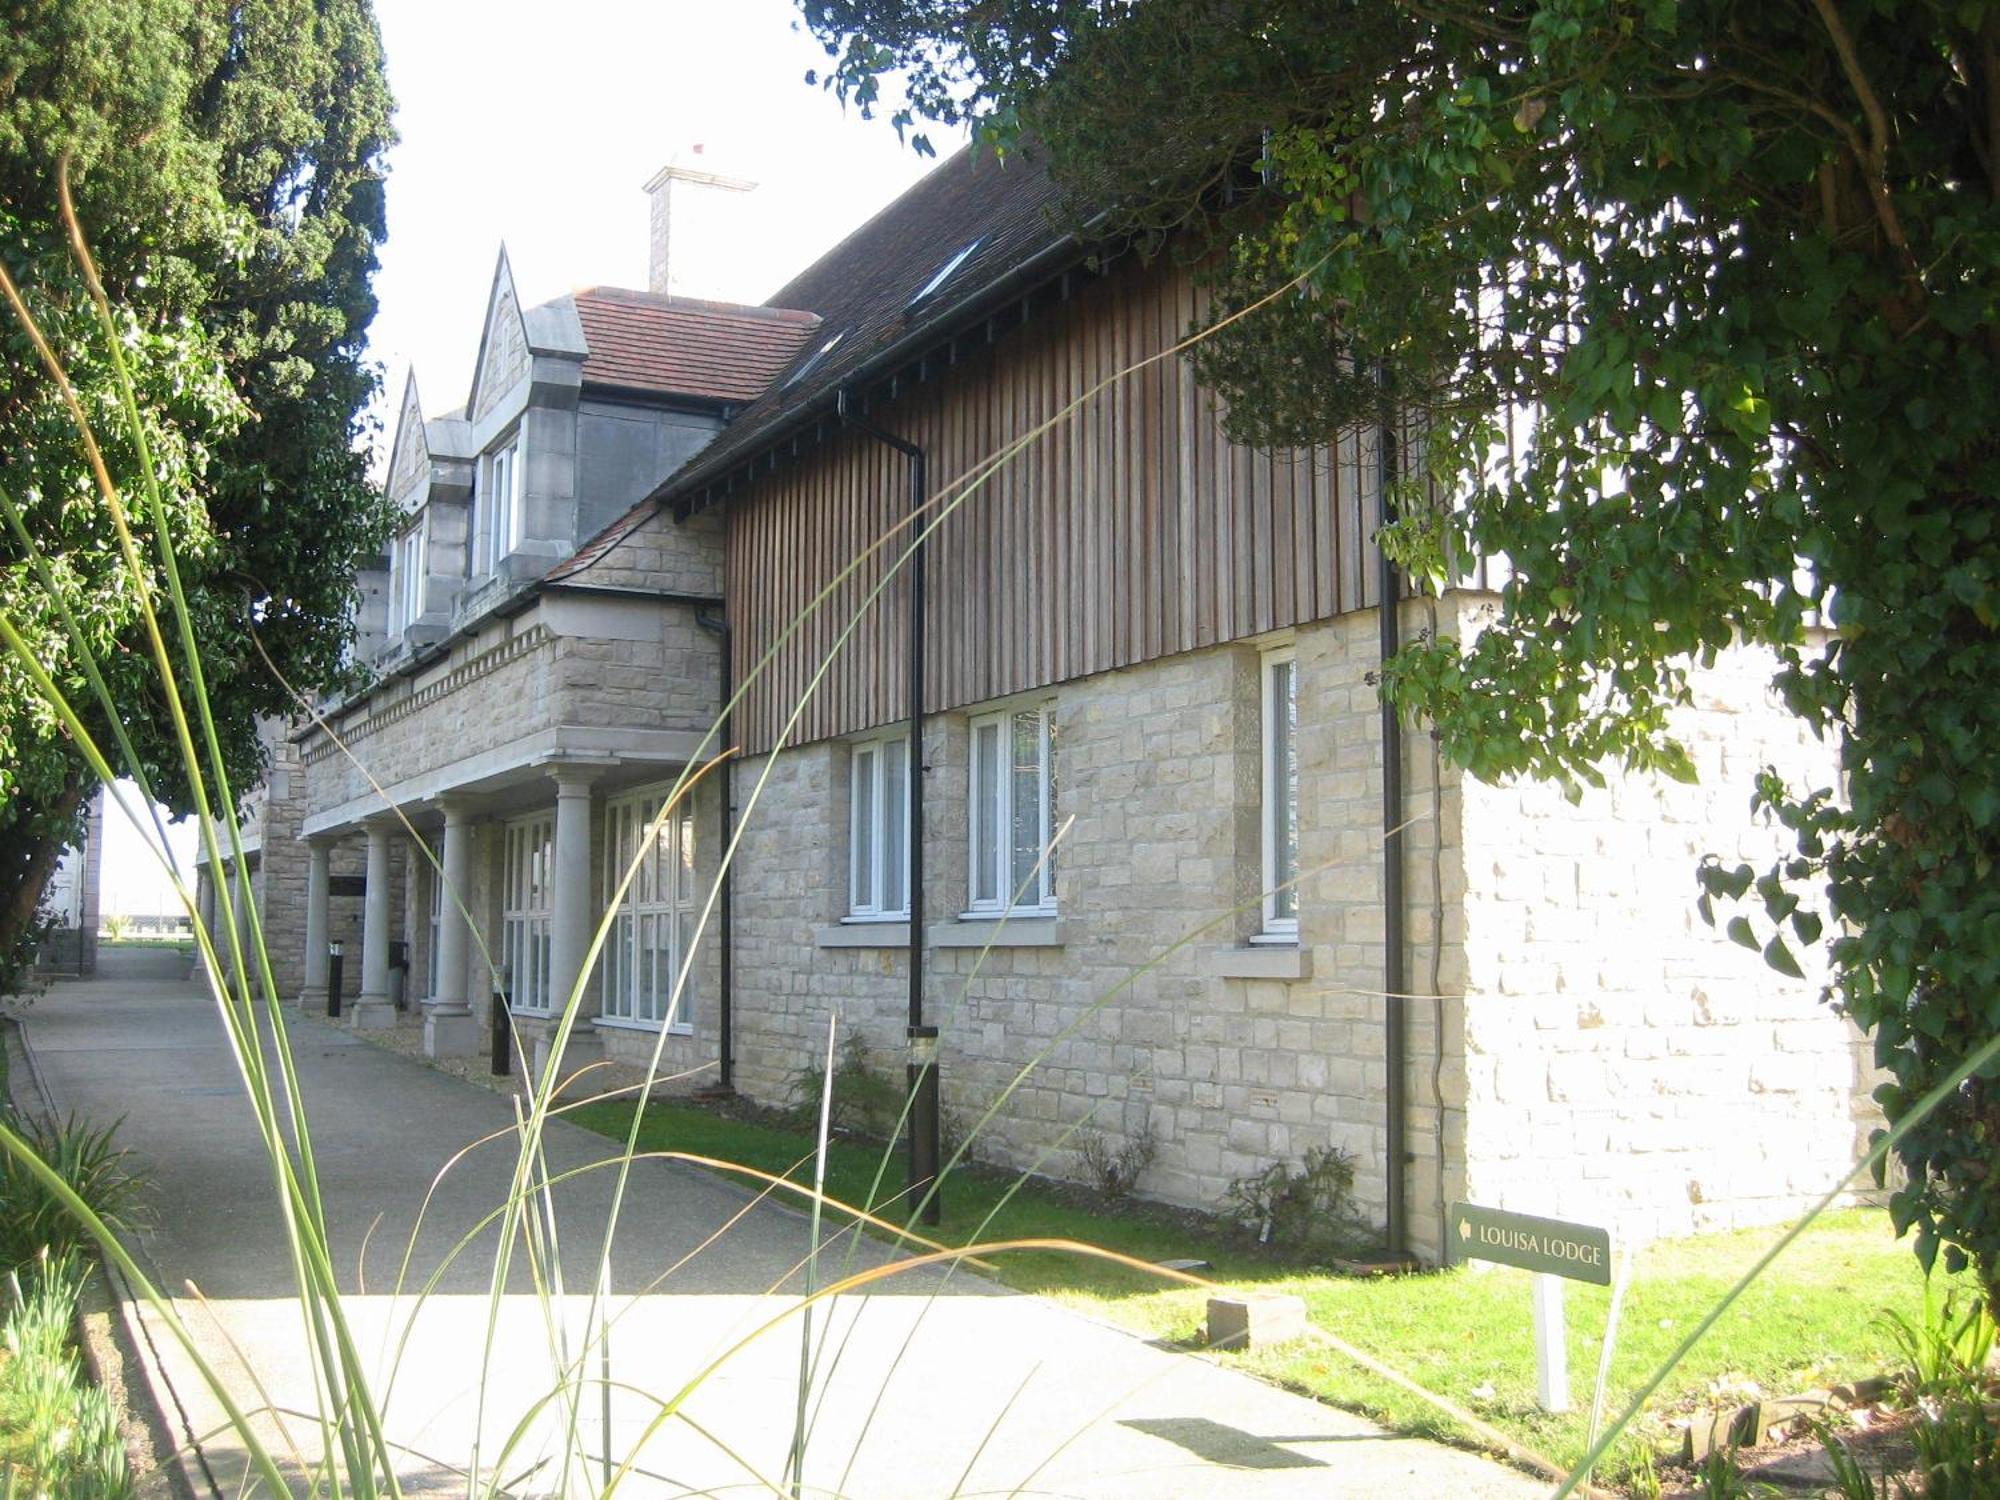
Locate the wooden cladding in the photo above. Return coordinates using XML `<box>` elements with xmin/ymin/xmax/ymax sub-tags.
<box><xmin>725</xmin><ymin>256</ymin><xmax>1384</xmax><ymax>757</ymax></box>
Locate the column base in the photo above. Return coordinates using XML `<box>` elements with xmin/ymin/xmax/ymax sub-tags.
<box><xmin>423</xmin><ymin>1006</ymin><xmax>480</xmax><ymax>1059</ymax></box>
<box><xmin>297</xmin><ymin>986</ymin><xmax>328</xmax><ymax>1014</ymax></box>
<box><xmin>348</xmin><ymin>995</ymin><xmax>396</xmax><ymax>1031</ymax></box>
<box><xmin>531</xmin><ymin>1027</ymin><xmax>605</xmax><ymax>1095</ymax></box>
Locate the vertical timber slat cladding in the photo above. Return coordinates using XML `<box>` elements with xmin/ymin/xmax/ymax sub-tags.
<box><xmin>725</xmin><ymin>256</ymin><xmax>1381</xmax><ymax>756</ymax></box>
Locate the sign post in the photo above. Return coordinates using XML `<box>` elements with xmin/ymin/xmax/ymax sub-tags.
<box><xmin>1450</xmin><ymin>1202</ymin><xmax>1610</xmax><ymax>1415</ymax></box>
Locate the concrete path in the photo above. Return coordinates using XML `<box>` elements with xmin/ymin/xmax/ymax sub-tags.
<box><xmin>19</xmin><ymin>954</ymin><xmax>1543</xmax><ymax>1499</ymax></box>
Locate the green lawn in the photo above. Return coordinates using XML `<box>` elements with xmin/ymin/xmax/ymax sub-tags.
<box><xmin>571</xmin><ymin>1097</ymin><xmax>1965</xmax><ymax>1487</ymax></box>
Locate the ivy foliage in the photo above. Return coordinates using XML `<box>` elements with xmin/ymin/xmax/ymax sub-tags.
<box><xmin>800</xmin><ymin>1</ymin><xmax>2000</xmax><ymax>1301</ymax></box>
<box><xmin>0</xmin><ymin>1</ymin><xmax>396</xmax><ymax>983</ymax></box>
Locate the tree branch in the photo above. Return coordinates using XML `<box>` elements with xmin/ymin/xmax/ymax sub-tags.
<box><xmin>1808</xmin><ymin>0</ymin><xmax>1925</xmax><ymax>292</ymax></box>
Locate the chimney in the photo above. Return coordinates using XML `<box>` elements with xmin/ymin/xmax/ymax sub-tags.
<box><xmin>644</xmin><ymin>144</ymin><xmax>756</xmax><ymax>300</ymax></box>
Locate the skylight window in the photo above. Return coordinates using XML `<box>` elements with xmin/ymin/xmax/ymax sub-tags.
<box><xmin>908</xmin><ymin>237</ymin><xmax>985</xmax><ymax>308</ymax></box>
<box><xmin>781</xmin><ymin>330</ymin><xmax>845</xmax><ymax>392</ymax></box>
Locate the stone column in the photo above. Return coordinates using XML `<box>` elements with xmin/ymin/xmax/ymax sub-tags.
<box><xmin>353</xmin><ymin>816</ymin><xmax>396</xmax><ymax>1030</ymax></box>
<box><xmin>424</xmin><ymin>799</ymin><xmax>479</xmax><ymax>1058</ymax></box>
<box><xmin>194</xmin><ymin>864</ymin><xmax>218</xmax><ymax>981</ymax></box>
<box><xmin>539</xmin><ymin>765</ymin><xmax>605</xmax><ymax>1080</ymax></box>
<box><xmin>300</xmin><ymin>838</ymin><xmax>332</xmax><ymax>1011</ymax></box>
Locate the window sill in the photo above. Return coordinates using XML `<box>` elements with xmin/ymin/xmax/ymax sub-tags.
<box><xmin>935</xmin><ymin>916</ymin><xmax>1063</xmax><ymax>950</ymax></box>
<box><xmin>815</xmin><ymin>921</ymin><xmax>910</xmax><ymax>950</ymax></box>
<box><xmin>592</xmin><ymin>1016</ymin><xmax>693</xmax><ymax>1037</ymax></box>
<box><xmin>1210</xmin><ymin>943</ymin><xmax>1312</xmax><ymax>982</ymax></box>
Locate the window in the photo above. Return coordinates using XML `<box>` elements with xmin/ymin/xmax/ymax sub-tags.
<box><xmin>478</xmin><ymin>440</ymin><xmax>520</xmax><ymax>571</ymax></box>
<box><xmin>968</xmin><ymin>702</ymin><xmax>1058</xmax><ymax>914</ymax></box>
<box><xmin>849</xmin><ymin>735</ymin><xmax>910</xmax><ymax>918</ymax></box>
<box><xmin>601</xmin><ymin>791</ymin><xmax>699</xmax><ymax>1031</ymax></box>
<box><xmin>501</xmin><ymin>814</ymin><xmax>554</xmax><ymax>1014</ymax></box>
<box><xmin>780</xmin><ymin>330</ymin><xmax>844</xmax><ymax>392</ymax></box>
<box><xmin>425</xmin><ymin>852</ymin><xmax>442</xmax><ymax>1000</ymax></box>
<box><xmin>388</xmin><ymin>516</ymin><xmax>426</xmax><ymax>634</ymax></box>
<box><xmin>1260</xmin><ymin>649</ymin><xmax>1299</xmax><ymax>938</ymax></box>
<box><xmin>907</xmin><ymin>237</ymin><xmax>985</xmax><ymax>308</ymax></box>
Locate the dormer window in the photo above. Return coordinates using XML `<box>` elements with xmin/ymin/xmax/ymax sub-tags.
<box><xmin>908</xmin><ymin>237</ymin><xmax>984</xmax><ymax>309</ymax></box>
<box><xmin>388</xmin><ymin>515</ymin><xmax>427</xmax><ymax>635</ymax></box>
<box><xmin>780</xmin><ymin>331</ymin><xmax>844</xmax><ymax>393</ymax></box>
<box><xmin>477</xmin><ymin>439</ymin><xmax>521</xmax><ymax>572</ymax></box>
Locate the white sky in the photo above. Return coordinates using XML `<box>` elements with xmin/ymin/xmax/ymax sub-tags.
<box><xmin>366</xmin><ymin>0</ymin><xmax>955</xmax><ymax>434</ymax></box>
<box><xmin>106</xmin><ymin>0</ymin><xmax>955</xmax><ymax>918</ymax></box>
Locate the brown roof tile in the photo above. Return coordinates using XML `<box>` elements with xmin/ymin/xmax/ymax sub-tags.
<box><xmin>573</xmin><ymin>288</ymin><xmax>820</xmax><ymax>404</ymax></box>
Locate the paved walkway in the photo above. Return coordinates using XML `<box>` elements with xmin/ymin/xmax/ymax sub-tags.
<box><xmin>19</xmin><ymin>954</ymin><xmax>1542</xmax><ymax>1499</ymax></box>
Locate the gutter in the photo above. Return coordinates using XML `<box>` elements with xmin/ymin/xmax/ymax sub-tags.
<box><xmin>1377</xmin><ymin>368</ymin><xmax>1409</xmax><ymax>1259</ymax></box>
<box><xmin>834</xmin><ymin>388</ymin><xmax>942</xmax><ymax>1228</ymax></box>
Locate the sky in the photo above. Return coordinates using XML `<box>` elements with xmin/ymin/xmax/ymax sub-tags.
<box><xmin>103</xmin><ymin>0</ymin><xmax>959</xmax><ymax>918</ymax></box>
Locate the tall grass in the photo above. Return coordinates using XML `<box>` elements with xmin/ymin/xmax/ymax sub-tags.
<box><xmin>1</xmin><ymin>160</ymin><xmax>1996</xmax><ymax>1499</ymax></box>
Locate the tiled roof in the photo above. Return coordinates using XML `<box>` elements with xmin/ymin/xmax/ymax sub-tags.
<box><xmin>572</xmin><ymin>288</ymin><xmax>821</xmax><ymax>404</ymax></box>
<box><xmin>543</xmin><ymin>499</ymin><xmax>660</xmax><ymax>584</ymax></box>
<box><xmin>649</xmin><ymin>143</ymin><xmax>1081</xmax><ymax>509</ymax></box>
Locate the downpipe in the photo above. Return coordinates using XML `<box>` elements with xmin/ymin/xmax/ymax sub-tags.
<box><xmin>1377</xmin><ymin>372</ymin><xmax>1410</xmax><ymax>1259</ymax></box>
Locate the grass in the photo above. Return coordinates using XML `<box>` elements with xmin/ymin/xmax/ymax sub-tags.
<box><xmin>572</xmin><ymin>1095</ymin><xmax>1973</xmax><ymax>1487</ymax></box>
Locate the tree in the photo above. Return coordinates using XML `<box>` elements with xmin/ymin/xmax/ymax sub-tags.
<box><xmin>799</xmin><ymin>1</ymin><xmax>2000</xmax><ymax>1301</ymax></box>
<box><xmin>0</xmin><ymin>0</ymin><xmax>395</xmax><ymax>984</ymax></box>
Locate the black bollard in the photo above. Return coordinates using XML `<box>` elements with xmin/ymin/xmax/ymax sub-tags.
<box><xmin>326</xmin><ymin>941</ymin><xmax>344</xmax><ymax>1019</ymax></box>
<box><xmin>490</xmin><ymin>980</ymin><xmax>511</xmax><ymax>1077</ymax></box>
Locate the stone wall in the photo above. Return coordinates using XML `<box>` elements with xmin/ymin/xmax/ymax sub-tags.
<box><xmin>728</xmin><ymin>598</ymin><xmax>1872</xmax><ymax>1261</ymax></box>
<box><xmin>1450</xmin><ymin>596</ymin><xmax>1871</xmax><ymax>1244</ymax></box>
<box><xmin>729</xmin><ymin>611</ymin><xmax>1451</xmax><ymax>1244</ymax></box>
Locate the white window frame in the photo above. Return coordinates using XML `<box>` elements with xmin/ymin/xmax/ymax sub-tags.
<box><xmin>966</xmin><ymin>700</ymin><xmax>1058</xmax><ymax>916</ymax></box>
<box><xmin>600</xmin><ymin>789</ymin><xmax>698</xmax><ymax>1033</ymax></box>
<box><xmin>425</xmin><ymin>850</ymin><xmax>442</xmax><ymax>1000</ymax></box>
<box><xmin>1259</xmin><ymin>647</ymin><xmax>1300</xmax><ymax>941</ymax></box>
<box><xmin>388</xmin><ymin>515</ymin><xmax>426</xmax><ymax>634</ymax></box>
<box><xmin>479</xmin><ymin>439</ymin><xmax>520</xmax><ymax>572</ymax></box>
<box><xmin>501</xmin><ymin>813</ymin><xmax>555</xmax><ymax>1015</ymax></box>
<box><xmin>848</xmin><ymin>733</ymin><xmax>911</xmax><ymax>920</ymax></box>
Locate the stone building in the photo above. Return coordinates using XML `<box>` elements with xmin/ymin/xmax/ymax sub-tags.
<box><xmin>258</xmin><ymin>147</ymin><xmax>1871</xmax><ymax>1263</ymax></box>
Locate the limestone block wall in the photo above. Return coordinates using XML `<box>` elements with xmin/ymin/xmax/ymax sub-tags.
<box><xmin>1451</xmin><ymin>596</ymin><xmax>1872</xmax><ymax>1244</ymax></box>
<box><xmin>728</xmin><ymin>612</ymin><xmax>1451</xmax><ymax>1245</ymax></box>
<box><xmin>566</xmin><ymin>506</ymin><xmax>725</xmax><ymax>600</ymax></box>
<box><xmin>248</xmin><ymin>735</ymin><xmax>309</xmax><ymax>998</ymax></box>
<box><xmin>304</xmin><ymin>598</ymin><xmax>719</xmax><ymax>820</ymax></box>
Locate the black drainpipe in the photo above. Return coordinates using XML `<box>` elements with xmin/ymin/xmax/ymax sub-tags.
<box><xmin>835</xmin><ymin>388</ymin><xmax>941</xmax><ymax>1227</ymax></box>
<box><xmin>1377</xmin><ymin>369</ymin><xmax>1409</xmax><ymax>1259</ymax></box>
<box><xmin>696</xmin><ymin>609</ymin><xmax>735</xmax><ymax>1093</ymax></box>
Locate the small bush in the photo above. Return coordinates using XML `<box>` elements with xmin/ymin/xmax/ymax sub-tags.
<box><xmin>788</xmin><ymin>1032</ymin><xmax>909</xmax><ymax>1142</ymax></box>
<box><xmin>1074</xmin><ymin>1123</ymin><xmax>1157</xmax><ymax>1201</ymax></box>
<box><xmin>0</xmin><ymin>1113</ymin><xmax>143</xmax><ymax>1272</ymax></box>
<box><xmin>1879</xmin><ymin>1278</ymin><xmax>1996</xmax><ymax>1402</ymax></box>
<box><xmin>1221</xmin><ymin>1145</ymin><xmax>1373</xmax><ymax>1257</ymax></box>
<box><xmin>0</xmin><ymin>1249</ymin><xmax>131</xmax><ymax>1499</ymax></box>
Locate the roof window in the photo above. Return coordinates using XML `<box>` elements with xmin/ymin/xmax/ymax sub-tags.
<box><xmin>907</xmin><ymin>238</ymin><xmax>986</xmax><ymax>309</ymax></box>
<box><xmin>781</xmin><ymin>329</ymin><xmax>845</xmax><ymax>392</ymax></box>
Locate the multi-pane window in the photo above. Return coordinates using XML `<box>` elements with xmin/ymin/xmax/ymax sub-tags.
<box><xmin>501</xmin><ymin>814</ymin><xmax>554</xmax><ymax>1014</ymax></box>
<box><xmin>601</xmin><ymin>791</ymin><xmax>698</xmax><ymax>1031</ymax></box>
<box><xmin>849</xmin><ymin>736</ymin><xmax>910</xmax><ymax>918</ymax></box>
<box><xmin>1261</xmin><ymin>650</ymin><xmax>1300</xmax><ymax>937</ymax></box>
<box><xmin>389</xmin><ymin>517</ymin><xmax>426</xmax><ymax>634</ymax></box>
<box><xmin>425</xmin><ymin>851</ymin><xmax>442</xmax><ymax>999</ymax></box>
<box><xmin>968</xmin><ymin>702</ymin><xmax>1058</xmax><ymax>914</ymax></box>
<box><xmin>478</xmin><ymin>440</ymin><xmax>519</xmax><ymax>572</ymax></box>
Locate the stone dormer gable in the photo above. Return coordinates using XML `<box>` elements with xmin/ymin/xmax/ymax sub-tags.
<box><xmin>386</xmin><ymin>371</ymin><xmax>430</xmax><ymax>512</ymax></box>
<box><xmin>467</xmin><ymin>248</ymin><xmax>527</xmax><ymax>424</ymax></box>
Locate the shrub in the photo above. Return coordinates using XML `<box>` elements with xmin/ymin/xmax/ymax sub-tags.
<box><xmin>1221</xmin><ymin>1145</ymin><xmax>1373</xmax><ymax>1257</ymax></box>
<box><xmin>1074</xmin><ymin>1122</ymin><xmax>1157</xmax><ymax>1201</ymax></box>
<box><xmin>0</xmin><ymin>1114</ymin><xmax>143</xmax><ymax>1272</ymax></box>
<box><xmin>788</xmin><ymin>1032</ymin><xmax>909</xmax><ymax>1142</ymax></box>
<box><xmin>0</xmin><ymin>1249</ymin><xmax>131</xmax><ymax>1499</ymax></box>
